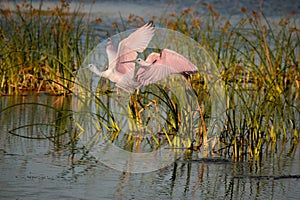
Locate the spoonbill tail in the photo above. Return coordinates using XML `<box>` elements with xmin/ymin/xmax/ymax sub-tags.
<box><xmin>87</xmin><ymin>21</ymin><xmax>155</xmax><ymax>92</ymax></box>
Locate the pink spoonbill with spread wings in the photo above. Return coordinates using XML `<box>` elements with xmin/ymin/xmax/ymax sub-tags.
<box><xmin>87</xmin><ymin>21</ymin><xmax>198</xmax><ymax>92</ymax></box>
<box><xmin>123</xmin><ymin>48</ymin><xmax>198</xmax><ymax>87</ymax></box>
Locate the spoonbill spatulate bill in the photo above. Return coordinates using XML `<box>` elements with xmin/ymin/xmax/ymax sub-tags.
<box><xmin>87</xmin><ymin>21</ymin><xmax>198</xmax><ymax>92</ymax></box>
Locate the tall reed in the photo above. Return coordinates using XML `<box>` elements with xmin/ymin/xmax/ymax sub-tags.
<box><xmin>1</xmin><ymin>0</ymin><xmax>299</xmax><ymax>162</ymax></box>
<box><xmin>0</xmin><ymin>0</ymin><xmax>101</xmax><ymax>95</ymax></box>
<box><xmin>123</xmin><ymin>3</ymin><xmax>299</xmax><ymax>161</ymax></box>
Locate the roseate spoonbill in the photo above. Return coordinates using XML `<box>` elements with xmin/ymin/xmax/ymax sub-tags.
<box><xmin>122</xmin><ymin>48</ymin><xmax>198</xmax><ymax>86</ymax></box>
<box><xmin>87</xmin><ymin>21</ymin><xmax>155</xmax><ymax>92</ymax></box>
<box><xmin>86</xmin><ymin>22</ymin><xmax>198</xmax><ymax>92</ymax></box>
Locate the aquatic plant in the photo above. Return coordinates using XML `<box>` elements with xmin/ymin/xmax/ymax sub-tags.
<box><xmin>123</xmin><ymin>2</ymin><xmax>299</xmax><ymax>161</ymax></box>
<box><xmin>0</xmin><ymin>0</ymin><xmax>299</xmax><ymax>163</ymax></box>
<box><xmin>0</xmin><ymin>0</ymin><xmax>101</xmax><ymax>95</ymax></box>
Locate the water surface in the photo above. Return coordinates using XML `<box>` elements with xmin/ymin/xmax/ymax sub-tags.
<box><xmin>0</xmin><ymin>0</ymin><xmax>299</xmax><ymax>199</ymax></box>
<box><xmin>0</xmin><ymin>95</ymin><xmax>299</xmax><ymax>199</ymax></box>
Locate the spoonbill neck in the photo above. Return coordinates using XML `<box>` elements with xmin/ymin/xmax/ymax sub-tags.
<box><xmin>137</xmin><ymin>59</ymin><xmax>152</xmax><ymax>67</ymax></box>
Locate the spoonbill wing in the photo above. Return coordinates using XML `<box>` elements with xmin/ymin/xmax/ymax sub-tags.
<box><xmin>136</xmin><ymin>49</ymin><xmax>198</xmax><ymax>86</ymax></box>
<box><xmin>116</xmin><ymin>69</ymin><xmax>140</xmax><ymax>92</ymax></box>
<box><xmin>106</xmin><ymin>38</ymin><xmax>117</xmax><ymax>67</ymax></box>
<box><xmin>116</xmin><ymin>21</ymin><xmax>155</xmax><ymax>74</ymax></box>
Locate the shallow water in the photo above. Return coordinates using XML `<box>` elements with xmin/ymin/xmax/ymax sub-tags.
<box><xmin>0</xmin><ymin>95</ymin><xmax>299</xmax><ymax>199</ymax></box>
<box><xmin>22</xmin><ymin>0</ymin><xmax>300</xmax><ymax>17</ymax></box>
<box><xmin>10</xmin><ymin>0</ymin><xmax>300</xmax><ymax>24</ymax></box>
<box><xmin>0</xmin><ymin>0</ymin><xmax>299</xmax><ymax>199</ymax></box>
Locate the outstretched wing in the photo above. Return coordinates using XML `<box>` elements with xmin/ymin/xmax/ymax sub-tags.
<box><xmin>116</xmin><ymin>71</ymin><xmax>140</xmax><ymax>92</ymax></box>
<box><xmin>106</xmin><ymin>38</ymin><xmax>117</xmax><ymax>67</ymax></box>
<box><xmin>115</xmin><ymin>21</ymin><xmax>155</xmax><ymax>75</ymax></box>
<box><xmin>136</xmin><ymin>49</ymin><xmax>198</xmax><ymax>86</ymax></box>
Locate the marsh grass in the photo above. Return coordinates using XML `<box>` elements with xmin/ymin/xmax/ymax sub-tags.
<box><xmin>1</xmin><ymin>1</ymin><xmax>299</xmax><ymax>162</ymax></box>
<box><xmin>85</xmin><ymin>83</ymin><xmax>195</xmax><ymax>153</ymax></box>
<box><xmin>0</xmin><ymin>0</ymin><xmax>101</xmax><ymax>95</ymax></box>
<box><xmin>124</xmin><ymin>3</ymin><xmax>299</xmax><ymax>160</ymax></box>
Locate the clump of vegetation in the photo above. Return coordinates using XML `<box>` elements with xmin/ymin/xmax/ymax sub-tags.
<box><xmin>0</xmin><ymin>0</ymin><xmax>102</xmax><ymax>95</ymax></box>
<box><xmin>122</xmin><ymin>3</ymin><xmax>299</xmax><ymax>161</ymax></box>
<box><xmin>0</xmin><ymin>0</ymin><xmax>299</xmax><ymax>162</ymax></box>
